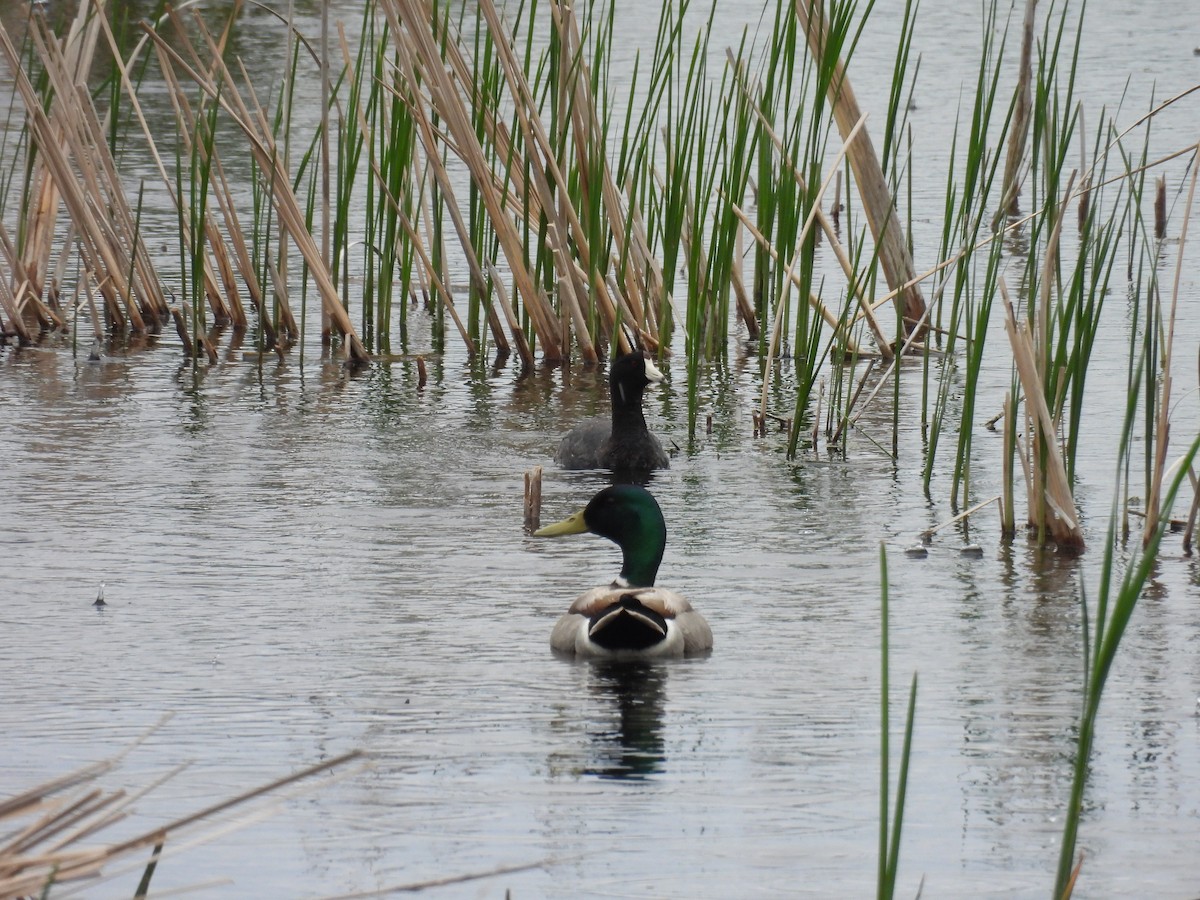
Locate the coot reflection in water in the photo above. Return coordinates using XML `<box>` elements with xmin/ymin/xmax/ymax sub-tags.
<box><xmin>582</xmin><ymin>662</ymin><xmax>669</xmax><ymax>780</ymax></box>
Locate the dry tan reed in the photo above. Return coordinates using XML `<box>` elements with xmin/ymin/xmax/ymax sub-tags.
<box><xmin>0</xmin><ymin>10</ymin><xmax>169</xmax><ymax>338</ymax></box>
<box><xmin>997</xmin><ymin>0</ymin><xmax>1038</xmax><ymax>219</ymax></box>
<box><xmin>794</xmin><ymin>0</ymin><xmax>927</xmax><ymax>331</ymax></box>
<box><xmin>0</xmin><ymin>732</ymin><xmax>363</xmax><ymax>899</ymax></box>
<box><xmin>136</xmin><ymin>10</ymin><xmax>365</xmax><ymax>361</ymax></box>
<box><xmin>1000</xmin><ymin>274</ymin><xmax>1084</xmax><ymax>552</ymax></box>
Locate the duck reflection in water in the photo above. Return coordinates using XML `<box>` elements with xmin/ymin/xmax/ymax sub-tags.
<box><xmin>583</xmin><ymin>661</ymin><xmax>668</xmax><ymax>780</ymax></box>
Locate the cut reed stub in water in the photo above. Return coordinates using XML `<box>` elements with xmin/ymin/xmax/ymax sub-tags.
<box><xmin>417</xmin><ymin>356</ymin><xmax>427</xmax><ymax>389</ymax></box>
<box><xmin>523</xmin><ymin>466</ymin><xmax>543</xmax><ymax>532</ymax></box>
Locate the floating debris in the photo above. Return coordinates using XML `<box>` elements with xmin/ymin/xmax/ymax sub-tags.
<box><xmin>904</xmin><ymin>544</ymin><xmax>928</xmax><ymax>559</ymax></box>
<box><xmin>93</xmin><ymin>582</ymin><xmax>106</xmax><ymax>607</ymax></box>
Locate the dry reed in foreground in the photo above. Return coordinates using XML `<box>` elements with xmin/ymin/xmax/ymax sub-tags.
<box><xmin>0</xmin><ymin>722</ymin><xmax>363</xmax><ymax>899</ymax></box>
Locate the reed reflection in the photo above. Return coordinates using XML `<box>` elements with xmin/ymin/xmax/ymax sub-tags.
<box><xmin>583</xmin><ymin>661</ymin><xmax>668</xmax><ymax>780</ymax></box>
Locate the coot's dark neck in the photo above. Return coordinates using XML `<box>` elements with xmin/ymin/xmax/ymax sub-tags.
<box><xmin>610</xmin><ymin>380</ymin><xmax>648</xmax><ymax>433</ymax></box>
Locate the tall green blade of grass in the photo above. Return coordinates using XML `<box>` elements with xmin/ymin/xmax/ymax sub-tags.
<box><xmin>331</xmin><ymin>4</ymin><xmax>372</xmax><ymax>319</ymax></box>
<box><xmin>700</xmin><ymin>34</ymin><xmax>757</xmax><ymax>356</ymax></box>
<box><xmin>467</xmin><ymin>0</ymin><xmax>494</xmax><ymax>350</ymax></box>
<box><xmin>181</xmin><ymin>81</ymin><xmax>220</xmax><ymax>360</ymax></box>
<box><xmin>922</xmin><ymin>0</ymin><xmax>1014</xmax><ymax>499</ymax></box>
<box><xmin>751</xmin><ymin>0</ymin><xmax>797</xmax><ymax>345</ymax></box>
<box><xmin>1110</xmin><ymin>98</ymin><xmax>1158</xmax><ymax>535</ymax></box>
<box><xmin>374</xmin><ymin>37</ymin><xmax>419</xmax><ymax>353</ymax></box>
<box><xmin>658</xmin><ymin>14</ymin><xmax>712</xmax><ymax>361</ymax></box>
<box><xmin>781</xmin><ymin>0</ymin><xmax>867</xmax><ymax>439</ymax></box>
<box><xmin>1053</xmin><ymin>374</ymin><xmax>1200</xmax><ymax>896</ymax></box>
<box><xmin>877</xmin><ymin>544</ymin><xmax>917</xmax><ymax>900</ymax></box>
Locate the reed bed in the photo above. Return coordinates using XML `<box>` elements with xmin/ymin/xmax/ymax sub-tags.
<box><xmin>1</xmin><ymin>1</ymin><xmax>1195</xmax><ymax>539</ymax></box>
<box><xmin>2</xmin><ymin>2</ymin><xmax>1199</xmax><ymax>891</ymax></box>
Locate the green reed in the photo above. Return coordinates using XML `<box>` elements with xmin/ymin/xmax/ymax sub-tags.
<box><xmin>467</xmin><ymin>1</ymin><xmax>498</xmax><ymax>351</ymax></box>
<box><xmin>1010</xmin><ymin>1</ymin><xmax>1154</xmax><ymax>547</ymax></box>
<box><xmin>877</xmin><ymin>545</ymin><xmax>917</xmax><ymax>900</ymax></box>
<box><xmin>655</xmin><ymin>4</ymin><xmax>713</xmax><ymax>354</ymax></box>
<box><xmin>183</xmin><ymin>87</ymin><xmax>219</xmax><ymax>350</ymax></box>
<box><xmin>578</xmin><ymin>0</ymin><xmax>618</xmax><ymax>345</ymax></box>
<box><xmin>330</xmin><ymin>6</ymin><xmax>371</xmax><ymax>325</ymax></box>
<box><xmin>1111</xmin><ymin>111</ymin><xmax>1158</xmax><ymax>537</ymax></box>
<box><xmin>277</xmin><ymin>25</ymin><xmax>301</xmax><ymax>342</ymax></box>
<box><xmin>1054</xmin><ymin>374</ymin><xmax>1200</xmax><ymax>896</ymax></box>
<box><xmin>375</xmin><ymin>33</ymin><xmax>419</xmax><ymax>352</ymax></box>
<box><xmin>921</xmin><ymin>0</ymin><xmax>1013</xmax><ymax>500</ymax></box>
<box><xmin>750</xmin><ymin>0</ymin><xmax>796</xmax><ymax>338</ymax></box>
<box><xmin>697</xmin><ymin>33</ymin><xmax>758</xmax><ymax>358</ymax></box>
<box><xmin>784</xmin><ymin>0</ymin><xmax>924</xmax><ymax>457</ymax></box>
<box><xmin>780</xmin><ymin>1</ymin><xmax>850</xmax><ymax>441</ymax></box>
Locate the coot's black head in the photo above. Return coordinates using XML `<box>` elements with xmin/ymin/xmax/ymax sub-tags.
<box><xmin>609</xmin><ymin>351</ymin><xmax>664</xmax><ymax>408</ymax></box>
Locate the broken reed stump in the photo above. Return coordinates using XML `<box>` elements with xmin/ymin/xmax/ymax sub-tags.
<box><xmin>997</xmin><ymin>0</ymin><xmax>1038</xmax><ymax>220</ymax></box>
<box><xmin>417</xmin><ymin>355</ymin><xmax>427</xmax><ymax>388</ymax></box>
<box><xmin>524</xmin><ymin>465</ymin><xmax>543</xmax><ymax>531</ymax></box>
<box><xmin>999</xmin><ymin>277</ymin><xmax>1085</xmax><ymax>553</ymax></box>
<box><xmin>169</xmin><ymin>307</ymin><xmax>218</xmax><ymax>364</ymax></box>
<box><xmin>1001</xmin><ymin>391</ymin><xmax>1017</xmax><ymax>538</ymax></box>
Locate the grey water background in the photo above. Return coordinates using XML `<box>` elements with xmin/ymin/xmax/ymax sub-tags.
<box><xmin>3</xmin><ymin>0</ymin><xmax>1200</xmax><ymax>897</ymax></box>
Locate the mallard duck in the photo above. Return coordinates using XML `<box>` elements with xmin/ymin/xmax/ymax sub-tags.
<box><xmin>535</xmin><ymin>485</ymin><xmax>712</xmax><ymax>658</ymax></box>
<box><xmin>555</xmin><ymin>351</ymin><xmax>670</xmax><ymax>471</ymax></box>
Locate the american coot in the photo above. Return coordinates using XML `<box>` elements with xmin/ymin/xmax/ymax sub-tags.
<box><xmin>535</xmin><ymin>485</ymin><xmax>712</xmax><ymax>658</ymax></box>
<box><xmin>555</xmin><ymin>351</ymin><xmax>669</xmax><ymax>471</ymax></box>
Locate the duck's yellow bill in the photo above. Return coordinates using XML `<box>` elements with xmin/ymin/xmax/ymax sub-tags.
<box><xmin>534</xmin><ymin>510</ymin><xmax>589</xmax><ymax>537</ymax></box>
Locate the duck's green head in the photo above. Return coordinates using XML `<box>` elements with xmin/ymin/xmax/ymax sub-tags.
<box><xmin>535</xmin><ymin>485</ymin><xmax>667</xmax><ymax>587</ymax></box>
